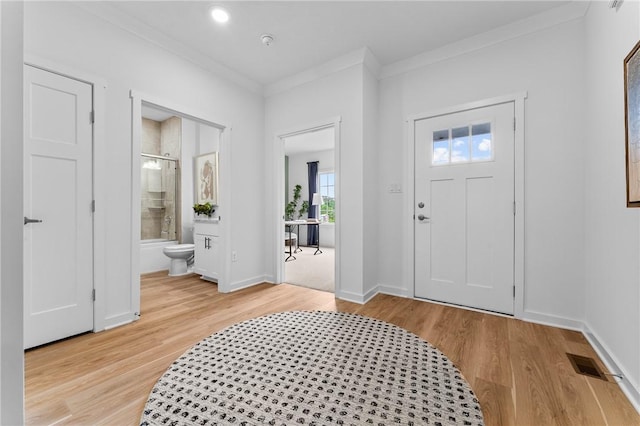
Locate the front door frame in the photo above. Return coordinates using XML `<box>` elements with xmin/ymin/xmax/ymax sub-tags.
<box><xmin>406</xmin><ymin>93</ymin><xmax>526</xmax><ymax>318</ymax></box>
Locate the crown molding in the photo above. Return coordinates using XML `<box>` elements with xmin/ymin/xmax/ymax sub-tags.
<box><xmin>363</xmin><ymin>46</ymin><xmax>382</xmax><ymax>77</ymax></box>
<box><xmin>380</xmin><ymin>1</ymin><xmax>590</xmax><ymax>80</ymax></box>
<box><xmin>72</xmin><ymin>2</ymin><xmax>263</xmax><ymax>95</ymax></box>
<box><xmin>265</xmin><ymin>47</ymin><xmax>376</xmax><ymax>97</ymax></box>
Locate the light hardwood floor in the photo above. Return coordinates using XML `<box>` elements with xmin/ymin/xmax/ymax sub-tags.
<box><xmin>26</xmin><ymin>272</ymin><xmax>639</xmax><ymax>426</ymax></box>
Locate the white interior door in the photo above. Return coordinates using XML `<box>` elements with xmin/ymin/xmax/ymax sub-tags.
<box><xmin>414</xmin><ymin>102</ymin><xmax>515</xmax><ymax>314</ymax></box>
<box><xmin>24</xmin><ymin>65</ymin><xmax>94</xmax><ymax>349</ymax></box>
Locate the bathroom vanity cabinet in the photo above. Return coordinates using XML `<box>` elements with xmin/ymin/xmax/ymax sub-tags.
<box><xmin>194</xmin><ymin>220</ymin><xmax>220</xmax><ymax>282</ymax></box>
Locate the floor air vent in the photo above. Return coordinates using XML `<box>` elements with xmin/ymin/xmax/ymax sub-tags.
<box><xmin>566</xmin><ymin>353</ymin><xmax>607</xmax><ymax>381</ymax></box>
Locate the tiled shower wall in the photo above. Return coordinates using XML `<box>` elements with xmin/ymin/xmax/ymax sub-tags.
<box><xmin>141</xmin><ymin>117</ymin><xmax>181</xmax><ymax>241</ymax></box>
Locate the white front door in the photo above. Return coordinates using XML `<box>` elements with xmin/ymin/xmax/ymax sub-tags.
<box><xmin>24</xmin><ymin>65</ymin><xmax>94</xmax><ymax>349</ymax></box>
<box><xmin>414</xmin><ymin>102</ymin><xmax>515</xmax><ymax>314</ymax></box>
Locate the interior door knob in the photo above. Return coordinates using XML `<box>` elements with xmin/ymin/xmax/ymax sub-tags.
<box><xmin>24</xmin><ymin>217</ymin><xmax>43</xmax><ymax>225</ymax></box>
<box><xmin>417</xmin><ymin>214</ymin><xmax>429</xmax><ymax>221</ymax></box>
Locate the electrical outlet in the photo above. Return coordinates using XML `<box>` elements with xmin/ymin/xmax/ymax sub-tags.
<box><xmin>232</xmin><ymin>251</ymin><xmax>238</xmax><ymax>262</ymax></box>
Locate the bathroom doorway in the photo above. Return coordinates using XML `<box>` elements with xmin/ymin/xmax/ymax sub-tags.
<box><xmin>275</xmin><ymin>120</ymin><xmax>340</xmax><ymax>294</ymax></box>
<box><xmin>137</xmin><ymin>102</ymin><xmax>225</xmax><ymax>275</ymax></box>
<box><xmin>130</xmin><ymin>93</ymin><xmax>231</xmax><ymax>314</ymax></box>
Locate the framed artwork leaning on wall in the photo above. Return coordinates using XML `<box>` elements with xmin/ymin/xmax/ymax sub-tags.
<box><xmin>624</xmin><ymin>40</ymin><xmax>640</xmax><ymax>207</ymax></box>
<box><xmin>195</xmin><ymin>152</ymin><xmax>219</xmax><ymax>206</ymax></box>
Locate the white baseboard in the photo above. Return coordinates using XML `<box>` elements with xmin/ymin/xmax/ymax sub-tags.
<box><xmin>363</xmin><ymin>286</ymin><xmax>378</xmax><ymax>303</ymax></box>
<box><xmin>336</xmin><ymin>283</ymin><xmax>409</xmax><ymax>304</ymax></box>
<box><xmin>583</xmin><ymin>323</ymin><xmax>640</xmax><ymax>414</ymax></box>
<box><xmin>377</xmin><ymin>283</ymin><xmax>411</xmax><ymax>298</ymax></box>
<box><xmin>227</xmin><ymin>275</ymin><xmax>270</xmax><ymax>293</ymax></box>
<box><xmin>102</xmin><ymin>313</ymin><xmax>137</xmax><ymax>331</ymax></box>
<box><xmin>335</xmin><ymin>288</ymin><xmax>375</xmax><ymax>304</ymax></box>
<box><xmin>522</xmin><ymin>309</ymin><xmax>584</xmax><ymax>331</ymax></box>
<box><xmin>263</xmin><ymin>274</ymin><xmax>275</xmax><ymax>284</ymax></box>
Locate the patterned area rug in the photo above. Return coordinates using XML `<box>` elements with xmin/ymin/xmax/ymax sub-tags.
<box><xmin>140</xmin><ymin>311</ymin><xmax>484</xmax><ymax>425</ymax></box>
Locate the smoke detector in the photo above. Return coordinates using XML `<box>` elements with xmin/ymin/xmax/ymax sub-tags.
<box><xmin>261</xmin><ymin>34</ymin><xmax>274</xmax><ymax>46</ymax></box>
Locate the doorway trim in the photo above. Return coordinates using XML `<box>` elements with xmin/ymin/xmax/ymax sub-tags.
<box><xmin>23</xmin><ymin>54</ymin><xmax>108</xmax><ymax>331</ymax></box>
<box><xmin>273</xmin><ymin>117</ymin><xmax>342</xmax><ymax>291</ymax></box>
<box><xmin>406</xmin><ymin>93</ymin><xmax>526</xmax><ymax>318</ymax></box>
<box><xmin>130</xmin><ymin>90</ymin><xmax>231</xmax><ymax>314</ymax></box>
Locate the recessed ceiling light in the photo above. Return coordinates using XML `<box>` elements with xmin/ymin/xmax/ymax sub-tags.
<box><xmin>210</xmin><ymin>7</ymin><xmax>229</xmax><ymax>24</ymax></box>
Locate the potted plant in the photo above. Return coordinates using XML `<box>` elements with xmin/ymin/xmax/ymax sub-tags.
<box><xmin>285</xmin><ymin>184</ymin><xmax>309</xmax><ymax>220</ymax></box>
<box><xmin>285</xmin><ymin>184</ymin><xmax>301</xmax><ymax>220</ymax></box>
<box><xmin>193</xmin><ymin>202</ymin><xmax>215</xmax><ymax>217</ymax></box>
<box><xmin>299</xmin><ymin>200</ymin><xmax>309</xmax><ymax>219</ymax></box>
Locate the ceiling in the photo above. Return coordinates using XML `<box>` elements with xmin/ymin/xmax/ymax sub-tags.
<box><xmin>141</xmin><ymin>104</ymin><xmax>176</xmax><ymax>122</ymax></box>
<box><xmin>88</xmin><ymin>1</ymin><xmax>571</xmax><ymax>90</ymax></box>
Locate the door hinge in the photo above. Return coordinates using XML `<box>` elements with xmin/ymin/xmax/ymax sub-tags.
<box><xmin>92</xmin><ymin>289</ymin><xmax>96</xmax><ymax>301</ymax></box>
<box><xmin>513</xmin><ymin>117</ymin><xmax>516</xmax><ymax>131</ymax></box>
<box><xmin>91</xmin><ymin>199</ymin><xmax>96</xmax><ymax>212</ymax></box>
<box><xmin>513</xmin><ymin>201</ymin><xmax>516</xmax><ymax>216</ymax></box>
<box><xmin>513</xmin><ymin>286</ymin><xmax>516</xmax><ymax>298</ymax></box>
<box><xmin>90</xmin><ymin>110</ymin><xmax>95</xmax><ymax>124</ymax></box>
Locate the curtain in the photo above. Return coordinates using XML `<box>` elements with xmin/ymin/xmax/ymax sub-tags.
<box><xmin>307</xmin><ymin>161</ymin><xmax>319</xmax><ymax>245</ymax></box>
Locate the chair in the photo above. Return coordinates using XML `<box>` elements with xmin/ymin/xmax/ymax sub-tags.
<box><xmin>284</xmin><ymin>232</ymin><xmax>297</xmax><ymax>247</ymax></box>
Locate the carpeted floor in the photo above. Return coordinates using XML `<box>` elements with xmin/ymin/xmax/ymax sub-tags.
<box><xmin>284</xmin><ymin>246</ymin><xmax>334</xmax><ymax>293</ymax></box>
<box><xmin>140</xmin><ymin>311</ymin><xmax>484</xmax><ymax>426</ymax></box>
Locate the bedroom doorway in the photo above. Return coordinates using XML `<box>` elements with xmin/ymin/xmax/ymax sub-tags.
<box><xmin>275</xmin><ymin>121</ymin><xmax>340</xmax><ymax>294</ymax></box>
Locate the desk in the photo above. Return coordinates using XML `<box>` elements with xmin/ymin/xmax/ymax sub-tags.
<box><xmin>285</xmin><ymin>220</ymin><xmax>322</xmax><ymax>261</ymax></box>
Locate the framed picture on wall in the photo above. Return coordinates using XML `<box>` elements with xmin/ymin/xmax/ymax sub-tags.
<box><xmin>624</xmin><ymin>40</ymin><xmax>640</xmax><ymax>207</ymax></box>
<box><xmin>195</xmin><ymin>152</ymin><xmax>218</xmax><ymax>205</ymax></box>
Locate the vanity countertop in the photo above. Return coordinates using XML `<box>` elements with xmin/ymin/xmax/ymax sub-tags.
<box><xmin>194</xmin><ymin>216</ymin><xmax>220</xmax><ymax>223</ymax></box>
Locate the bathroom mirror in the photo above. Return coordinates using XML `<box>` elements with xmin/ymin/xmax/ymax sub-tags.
<box><xmin>195</xmin><ymin>151</ymin><xmax>218</xmax><ymax>206</ymax></box>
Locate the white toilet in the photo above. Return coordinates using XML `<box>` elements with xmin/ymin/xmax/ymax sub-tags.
<box><xmin>163</xmin><ymin>243</ymin><xmax>195</xmax><ymax>276</ymax></box>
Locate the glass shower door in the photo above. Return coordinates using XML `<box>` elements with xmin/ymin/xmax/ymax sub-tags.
<box><xmin>140</xmin><ymin>154</ymin><xmax>179</xmax><ymax>241</ymax></box>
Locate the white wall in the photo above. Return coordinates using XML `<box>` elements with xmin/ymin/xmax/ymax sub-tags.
<box><xmin>266</xmin><ymin>65</ymin><xmax>365</xmax><ymax>300</ymax></box>
<box><xmin>584</xmin><ymin>0</ymin><xmax>640</xmax><ymax>407</ymax></box>
<box><xmin>286</xmin><ymin>149</ymin><xmax>335</xmax><ymax>247</ymax></box>
<box><xmin>181</xmin><ymin>119</ymin><xmax>197</xmax><ymax>245</ymax></box>
<box><xmin>376</xmin><ymin>18</ymin><xmax>587</xmax><ymax>323</ymax></box>
<box><xmin>363</xmin><ymin>64</ymin><xmax>379</xmax><ymax>298</ymax></box>
<box><xmin>24</xmin><ymin>2</ymin><xmax>265</xmax><ymax>326</ymax></box>
<box><xmin>0</xmin><ymin>2</ymin><xmax>24</xmax><ymax>423</ymax></box>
